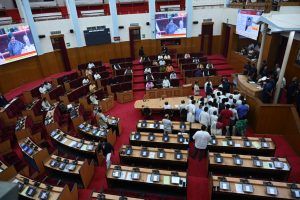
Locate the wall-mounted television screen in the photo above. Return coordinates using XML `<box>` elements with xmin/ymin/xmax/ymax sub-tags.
<box><xmin>155</xmin><ymin>11</ymin><xmax>187</xmax><ymax>39</ymax></box>
<box><xmin>236</xmin><ymin>9</ymin><xmax>263</xmax><ymax>40</ymax></box>
<box><xmin>0</xmin><ymin>25</ymin><xmax>37</xmax><ymax>65</ymax></box>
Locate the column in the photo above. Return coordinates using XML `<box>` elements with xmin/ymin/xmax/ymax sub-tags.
<box><xmin>273</xmin><ymin>31</ymin><xmax>295</xmax><ymax>104</ymax></box>
<box><xmin>148</xmin><ymin>0</ymin><xmax>156</xmax><ymax>39</ymax></box>
<box><xmin>66</xmin><ymin>0</ymin><xmax>84</xmax><ymax>47</ymax></box>
<box><xmin>185</xmin><ymin>0</ymin><xmax>193</xmax><ymax>38</ymax></box>
<box><xmin>16</xmin><ymin>0</ymin><xmax>27</xmax><ymax>23</ymax></box>
<box><xmin>108</xmin><ymin>0</ymin><xmax>120</xmax><ymax>41</ymax></box>
<box><xmin>22</xmin><ymin>0</ymin><xmax>42</xmax><ymax>55</ymax></box>
<box><xmin>256</xmin><ymin>23</ymin><xmax>267</xmax><ymax>72</ymax></box>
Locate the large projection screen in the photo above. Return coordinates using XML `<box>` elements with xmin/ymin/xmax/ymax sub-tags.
<box><xmin>0</xmin><ymin>25</ymin><xmax>37</xmax><ymax>66</ymax></box>
<box><xmin>155</xmin><ymin>11</ymin><xmax>187</xmax><ymax>39</ymax></box>
<box><xmin>236</xmin><ymin>9</ymin><xmax>263</xmax><ymax>40</ymax></box>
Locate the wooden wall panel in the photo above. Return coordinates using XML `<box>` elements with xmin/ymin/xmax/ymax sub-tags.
<box><xmin>285</xmin><ymin>39</ymin><xmax>300</xmax><ymax>83</ymax></box>
<box><xmin>39</xmin><ymin>51</ymin><xmax>65</xmax><ymax>76</ymax></box>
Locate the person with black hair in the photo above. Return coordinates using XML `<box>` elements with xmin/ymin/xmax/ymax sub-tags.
<box><xmin>7</xmin><ymin>32</ymin><xmax>24</xmax><ymax>56</ymax></box>
<box><xmin>97</xmin><ymin>142</ymin><xmax>114</xmax><ymax>169</ymax></box>
<box><xmin>165</xmin><ymin>18</ymin><xmax>179</xmax><ymax>34</ymax></box>
<box><xmin>192</xmin><ymin>125</ymin><xmax>211</xmax><ymax>160</ymax></box>
<box><xmin>0</xmin><ymin>92</ymin><xmax>8</xmax><ymax>108</ymax></box>
<box><xmin>199</xmin><ymin>107</ymin><xmax>210</xmax><ymax>127</ymax></box>
<box><xmin>219</xmin><ymin>104</ymin><xmax>233</xmax><ymax>135</ymax></box>
<box><xmin>186</xmin><ymin>100</ymin><xmax>196</xmax><ymax>122</ymax></box>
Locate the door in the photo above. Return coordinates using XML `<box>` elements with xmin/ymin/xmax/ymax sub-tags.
<box><xmin>129</xmin><ymin>26</ymin><xmax>141</xmax><ymax>60</ymax></box>
<box><xmin>50</xmin><ymin>34</ymin><xmax>71</xmax><ymax>71</ymax></box>
<box><xmin>222</xmin><ymin>24</ymin><xmax>231</xmax><ymax>57</ymax></box>
<box><xmin>201</xmin><ymin>22</ymin><xmax>214</xmax><ymax>55</ymax></box>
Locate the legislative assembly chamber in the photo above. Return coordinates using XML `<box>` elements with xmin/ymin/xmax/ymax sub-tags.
<box><xmin>0</xmin><ymin>0</ymin><xmax>299</xmax><ymax>199</ymax></box>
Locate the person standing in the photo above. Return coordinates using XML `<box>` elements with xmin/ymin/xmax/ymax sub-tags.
<box><xmin>97</xmin><ymin>142</ymin><xmax>114</xmax><ymax>169</ymax></box>
<box><xmin>192</xmin><ymin>125</ymin><xmax>211</xmax><ymax>160</ymax></box>
<box><xmin>139</xmin><ymin>46</ymin><xmax>145</xmax><ymax>63</ymax></box>
<box><xmin>199</xmin><ymin>107</ymin><xmax>210</xmax><ymax>128</ymax></box>
<box><xmin>186</xmin><ymin>100</ymin><xmax>196</xmax><ymax>123</ymax></box>
<box><xmin>162</xmin><ymin>114</ymin><xmax>172</xmax><ymax>134</ymax></box>
<box><xmin>219</xmin><ymin>104</ymin><xmax>233</xmax><ymax>135</ymax></box>
<box><xmin>194</xmin><ymin>82</ymin><xmax>200</xmax><ymax>96</ymax></box>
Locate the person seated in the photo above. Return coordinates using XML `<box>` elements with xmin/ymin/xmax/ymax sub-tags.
<box><xmin>164</xmin><ymin>54</ymin><xmax>171</xmax><ymax>60</ymax></box>
<box><xmin>192</xmin><ymin>57</ymin><xmax>200</xmax><ymax>64</ymax></box>
<box><xmin>206</xmin><ymin>61</ymin><xmax>214</xmax><ymax>69</ymax></box>
<box><xmin>162</xmin><ymin>77</ymin><xmax>171</xmax><ymax>88</ymax></box>
<box><xmin>163</xmin><ymin>101</ymin><xmax>172</xmax><ymax>110</ymax></box>
<box><xmin>159</xmin><ymin>59</ymin><xmax>166</xmax><ymax>66</ymax></box>
<box><xmin>243</xmin><ymin>61</ymin><xmax>251</xmax><ymax>75</ymax></box>
<box><xmin>145</xmin><ymin>81</ymin><xmax>154</xmax><ymax>90</ymax></box>
<box><xmin>144</xmin><ymin>66</ymin><xmax>151</xmax><ymax>74</ymax></box>
<box><xmin>159</xmin><ymin>65</ymin><xmax>166</xmax><ymax>72</ymax></box>
<box><xmin>94</xmin><ymin>72</ymin><xmax>101</xmax><ymax>80</ymax></box>
<box><xmin>166</xmin><ymin>64</ymin><xmax>174</xmax><ymax>73</ymax></box>
<box><xmin>113</xmin><ymin>64</ymin><xmax>121</xmax><ymax>70</ymax></box>
<box><xmin>39</xmin><ymin>84</ymin><xmax>47</xmax><ymax>94</ymax></box>
<box><xmin>152</xmin><ymin>60</ymin><xmax>158</xmax><ymax>66</ymax></box>
<box><xmin>247</xmin><ymin>47</ymin><xmax>255</xmax><ymax>59</ymax></box>
<box><xmin>161</xmin><ymin>45</ymin><xmax>168</xmax><ymax>55</ymax></box>
<box><xmin>89</xmin><ymin>94</ymin><xmax>99</xmax><ymax>106</ymax></box>
<box><xmin>88</xmin><ymin>62</ymin><xmax>95</xmax><ymax>69</ymax></box>
<box><xmin>82</xmin><ymin>77</ymin><xmax>90</xmax><ymax>86</ymax></box>
<box><xmin>169</xmin><ymin>71</ymin><xmax>177</xmax><ymax>80</ymax></box>
<box><xmin>197</xmin><ymin>63</ymin><xmax>204</xmax><ymax>69</ymax></box>
<box><xmin>58</xmin><ymin>101</ymin><xmax>68</xmax><ymax>114</ymax></box>
<box><xmin>240</xmin><ymin>47</ymin><xmax>247</xmax><ymax>55</ymax></box>
<box><xmin>85</xmin><ymin>68</ymin><xmax>93</xmax><ymax>77</ymax></box>
<box><xmin>202</xmin><ymin>68</ymin><xmax>210</xmax><ymax>76</ymax></box>
<box><xmin>0</xmin><ymin>93</ymin><xmax>8</xmax><ymax>108</ymax></box>
<box><xmin>41</xmin><ymin>97</ymin><xmax>51</xmax><ymax>111</ymax></box>
<box><xmin>124</xmin><ymin>67</ymin><xmax>133</xmax><ymax>76</ymax></box>
<box><xmin>184</xmin><ymin>53</ymin><xmax>191</xmax><ymax>59</ymax></box>
<box><xmin>44</xmin><ymin>81</ymin><xmax>52</xmax><ymax>91</ymax></box>
<box><xmin>95</xmin><ymin>108</ymin><xmax>109</xmax><ymax>128</ymax></box>
<box><xmin>194</xmin><ymin>68</ymin><xmax>202</xmax><ymax>77</ymax></box>
<box><xmin>89</xmin><ymin>83</ymin><xmax>97</xmax><ymax>93</ymax></box>
<box><xmin>158</xmin><ymin>54</ymin><xmax>164</xmax><ymax>60</ymax></box>
<box><xmin>248</xmin><ymin>64</ymin><xmax>257</xmax><ymax>81</ymax></box>
<box><xmin>145</xmin><ymin>73</ymin><xmax>154</xmax><ymax>82</ymax></box>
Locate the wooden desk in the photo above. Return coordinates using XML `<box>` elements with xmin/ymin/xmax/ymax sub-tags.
<box><xmin>211</xmin><ymin>175</ymin><xmax>300</xmax><ymax>200</ymax></box>
<box><xmin>119</xmin><ymin>145</ymin><xmax>188</xmax><ymax>170</ymax></box>
<box><xmin>22</xmin><ymin>99</ymin><xmax>43</xmax><ymax>124</ymax></box>
<box><xmin>77</xmin><ymin>122</ymin><xmax>115</xmax><ymax>145</ymax></box>
<box><xmin>91</xmin><ymin>192</ymin><xmax>143</xmax><ymax>200</ymax></box>
<box><xmin>134</xmin><ymin>96</ymin><xmax>201</xmax><ymax>110</ymax></box>
<box><xmin>0</xmin><ymin>97</ymin><xmax>21</xmax><ymax>126</ymax></box>
<box><xmin>12</xmin><ymin>174</ymin><xmax>77</xmax><ymax>200</ymax></box>
<box><xmin>209</xmin><ymin>153</ymin><xmax>290</xmax><ymax>180</ymax></box>
<box><xmin>107</xmin><ymin>165</ymin><xmax>187</xmax><ymax>196</ymax></box>
<box><xmin>129</xmin><ymin>132</ymin><xmax>189</xmax><ymax>150</ymax></box>
<box><xmin>208</xmin><ymin>136</ymin><xmax>276</xmax><ymax>156</ymax></box>
<box><xmin>43</xmin><ymin>154</ymin><xmax>94</xmax><ymax>188</ymax></box>
<box><xmin>136</xmin><ymin>120</ymin><xmax>191</xmax><ymax>134</ymax></box>
<box><xmin>50</xmin><ymin>129</ymin><xmax>101</xmax><ymax>164</ymax></box>
<box><xmin>237</xmin><ymin>75</ymin><xmax>262</xmax><ymax>98</ymax></box>
<box><xmin>41</xmin><ymin>85</ymin><xmax>65</xmax><ymax>104</ymax></box>
<box><xmin>144</xmin><ymin>85</ymin><xmax>193</xmax><ymax>99</ymax></box>
<box><xmin>19</xmin><ymin>137</ymin><xmax>49</xmax><ymax>172</ymax></box>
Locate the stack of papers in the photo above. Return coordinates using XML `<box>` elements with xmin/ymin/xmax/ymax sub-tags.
<box><xmin>164</xmin><ymin>176</ymin><xmax>171</xmax><ymax>185</ymax></box>
<box><xmin>149</xmin><ymin>152</ymin><xmax>155</xmax><ymax>159</ymax></box>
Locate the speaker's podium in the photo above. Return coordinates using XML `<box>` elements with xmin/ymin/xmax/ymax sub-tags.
<box><xmin>116</xmin><ymin>90</ymin><xmax>134</xmax><ymax>103</ymax></box>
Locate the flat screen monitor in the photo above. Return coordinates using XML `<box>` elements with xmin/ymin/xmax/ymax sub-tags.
<box><xmin>155</xmin><ymin>11</ymin><xmax>187</xmax><ymax>39</ymax></box>
<box><xmin>0</xmin><ymin>25</ymin><xmax>37</xmax><ymax>65</ymax></box>
<box><xmin>236</xmin><ymin>9</ymin><xmax>263</xmax><ymax>40</ymax></box>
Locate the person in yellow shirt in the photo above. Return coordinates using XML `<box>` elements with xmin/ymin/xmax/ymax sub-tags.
<box><xmin>89</xmin><ymin>82</ymin><xmax>97</xmax><ymax>93</ymax></box>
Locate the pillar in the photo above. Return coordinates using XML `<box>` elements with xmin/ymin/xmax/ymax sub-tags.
<box><xmin>185</xmin><ymin>0</ymin><xmax>193</xmax><ymax>38</ymax></box>
<box><xmin>108</xmin><ymin>0</ymin><xmax>120</xmax><ymax>41</ymax></box>
<box><xmin>148</xmin><ymin>0</ymin><xmax>156</xmax><ymax>39</ymax></box>
<box><xmin>256</xmin><ymin>23</ymin><xmax>267</xmax><ymax>72</ymax></box>
<box><xmin>66</xmin><ymin>0</ymin><xmax>84</xmax><ymax>47</ymax></box>
<box><xmin>273</xmin><ymin>31</ymin><xmax>295</xmax><ymax>104</ymax></box>
<box><xmin>21</xmin><ymin>0</ymin><xmax>43</xmax><ymax>55</ymax></box>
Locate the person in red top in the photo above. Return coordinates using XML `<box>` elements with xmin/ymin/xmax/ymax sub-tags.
<box><xmin>219</xmin><ymin>104</ymin><xmax>233</xmax><ymax>136</ymax></box>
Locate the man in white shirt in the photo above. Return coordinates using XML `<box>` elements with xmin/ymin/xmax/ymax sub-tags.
<box><xmin>39</xmin><ymin>84</ymin><xmax>47</xmax><ymax>94</ymax></box>
<box><xmin>162</xmin><ymin>77</ymin><xmax>171</xmax><ymax>88</ymax></box>
<box><xmin>89</xmin><ymin>94</ymin><xmax>99</xmax><ymax>106</ymax></box>
<box><xmin>206</xmin><ymin>61</ymin><xmax>214</xmax><ymax>69</ymax></box>
<box><xmin>113</xmin><ymin>64</ymin><xmax>121</xmax><ymax>70</ymax></box>
<box><xmin>82</xmin><ymin>77</ymin><xmax>90</xmax><ymax>86</ymax></box>
<box><xmin>44</xmin><ymin>82</ymin><xmax>52</xmax><ymax>91</ymax></box>
<box><xmin>192</xmin><ymin>125</ymin><xmax>211</xmax><ymax>160</ymax></box>
<box><xmin>144</xmin><ymin>66</ymin><xmax>151</xmax><ymax>74</ymax></box>
<box><xmin>199</xmin><ymin>107</ymin><xmax>210</xmax><ymax>127</ymax></box>
<box><xmin>169</xmin><ymin>72</ymin><xmax>177</xmax><ymax>80</ymax></box>
<box><xmin>159</xmin><ymin>59</ymin><xmax>166</xmax><ymax>66</ymax></box>
<box><xmin>94</xmin><ymin>72</ymin><xmax>101</xmax><ymax>80</ymax></box>
<box><xmin>41</xmin><ymin>98</ymin><xmax>51</xmax><ymax>111</ymax></box>
<box><xmin>163</xmin><ymin>101</ymin><xmax>172</xmax><ymax>110</ymax></box>
<box><xmin>158</xmin><ymin>54</ymin><xmax>163</xmax><ymax>60</ymax></box>
<box><xmin>88</xmin><ymin>62</ymin><xmax>95</xmax><ymax>69</ymax></box>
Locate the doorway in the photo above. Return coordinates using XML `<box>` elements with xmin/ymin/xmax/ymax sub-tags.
<box><xmin>50</xmin><ymin>34</ymin><xmax>71</xmax><ymax>71</ymax></box>
<box><xmin>129</xmin><ymin>26</ymin><xmax>141</xmax><ymax>60</ymax></box>
<box><xmin>201</xmin><ymin>22</ymin><xmax>214</xmax><ymax>55</ymax></box>
<box><xmin>222</xmin><ymin>24</ymin><xmax>231</xmax><ymax>57</ymax></box>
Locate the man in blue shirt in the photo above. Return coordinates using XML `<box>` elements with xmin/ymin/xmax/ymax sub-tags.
<box><xmin>165</xmin><ymin>18</ymin><xmax>179</xmax><ymax>34</ymax></box>
<box><xmin>195</xmin><ymin>104</ymin><xmax>203</xmax><ymax>122</ymax></box>
<box><xmin>236</xmin><ymin>101</ymin><xmax>249</xmax><ymax>120</ymax></box>
<box><xmin>194</xmin><ymin>68</ymin><xmax>202</xmax><ymax>77</ymax></box>
<box><xmin>7</xmin><ymin>33</ymin><xmax>25</xmax><ymax>56</ymax></box>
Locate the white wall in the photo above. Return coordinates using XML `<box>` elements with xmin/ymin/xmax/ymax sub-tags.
<box><xmin>23</xmin><ymin>7</ymin><xmax>242</xmax><ymax>53</ymax></box>
<box><xmin>35</xmin><ymin>19</ymin><xmax>76</xmax><ymax>53</ymax></box>
<box><xmin>0</xmin><ymin>0</ymin><xmax>15</xmax><ymax>9</ymax></box>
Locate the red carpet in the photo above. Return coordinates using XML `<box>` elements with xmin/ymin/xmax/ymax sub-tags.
<box><xmin>3</xmin><ymin>55</ymin><xmax>300</xmax><ymax>200</ymax></box>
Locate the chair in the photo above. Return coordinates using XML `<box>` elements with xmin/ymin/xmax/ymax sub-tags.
<box><xmin>141</xmin><ymin>107</ymin><xmax>152</xmax><ymax>119</ymax></box>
